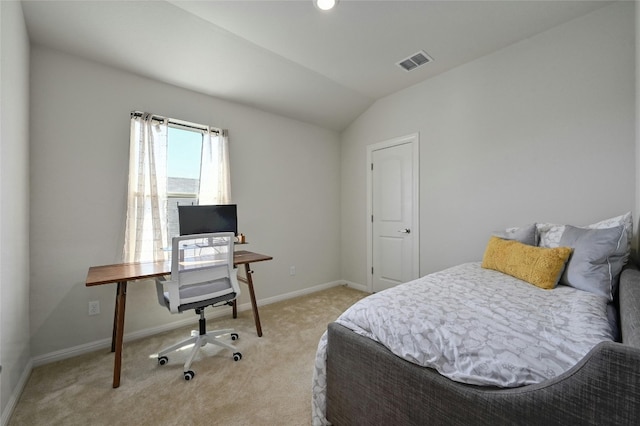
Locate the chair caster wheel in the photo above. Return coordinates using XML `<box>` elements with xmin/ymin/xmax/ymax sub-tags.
<box><xmin>233</xmin><ymin>352</ymin><xmax>242</xmax><ymax>361</ymax></box>
<box><xmin>158</xmin><ymin>356</ymin><xmax>168</xmax><ymax>366</ymax></box>
<box><xmin>231</xmin><ymin>333</ymin><xmax>239</xmax><ymax>341</ymax></box>
<box><xmin>184</xmin><ymin>370</ymin><xmax>195</xmax><ymax>381</ymax></box>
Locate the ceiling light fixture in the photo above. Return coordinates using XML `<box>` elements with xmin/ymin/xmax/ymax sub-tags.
<box><xmin>315</xmin><ymin>0</ymin><xmax>338</xmax><ymax>11</ymax></box>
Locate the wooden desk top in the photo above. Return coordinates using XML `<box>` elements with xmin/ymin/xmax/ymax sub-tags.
<box><xmin>86</xmin><ymin>250</ymin><xmax>272</xmax><ymax>286</ymax></box>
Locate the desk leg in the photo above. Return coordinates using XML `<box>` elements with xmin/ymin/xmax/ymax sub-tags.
<box><xmin>111</xmin><ymin>289</ymin><xmax>118</xmax><ymax>352</ymax></box>
<box><xmin>112</xmin><ymin>281</ymin><xmax>127</xmax><ymax>388</ymax></box>
<box><xmin>244</xmin><ymin>263</ymin><xmax>263</xmax><ymax>337</ymax></box>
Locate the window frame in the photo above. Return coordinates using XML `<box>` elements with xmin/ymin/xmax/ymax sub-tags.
<box><xmin>124</xmin><ymin>112</ymin><xmax>230</xmax><ymax>263</ymax></box>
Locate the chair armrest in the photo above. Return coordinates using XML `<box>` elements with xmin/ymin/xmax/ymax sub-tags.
<box><xmin>155</xmin><ymin>277</ymin><xmax>169</xmax><ymax>310</ymax></box>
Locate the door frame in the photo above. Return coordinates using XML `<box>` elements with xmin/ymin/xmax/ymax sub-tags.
<box><xmin>366</xmin><ymin>133</ymin><xmax>420</xmax><ymax>292</ymax></box>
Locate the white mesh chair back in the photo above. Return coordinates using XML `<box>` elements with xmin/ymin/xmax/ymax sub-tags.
<box><xmin>156</xmin><ymin>232</ymin><xmax>240</xmax><ymax>313</ymax></box>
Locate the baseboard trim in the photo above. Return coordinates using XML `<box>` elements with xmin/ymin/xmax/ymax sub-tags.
<box><xmin>343</xmin><ymin>280</ymin><xmax>368</xmax><ymax>293</ymax></box>
<box><xmin>1</xmin><ymin>358</ymin><xmax>33</xmax><ymax>426</ymax></box>
<box><xmin>253</xmin><ymin>280</ymin><xmax>347</xmax><ymax>306</ymax></box>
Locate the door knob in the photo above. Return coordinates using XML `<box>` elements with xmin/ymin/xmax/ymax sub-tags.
<box><xmin>398</xmin><ymin>228</ymin><xmax>411</xmax><ymax>234</ymax></box>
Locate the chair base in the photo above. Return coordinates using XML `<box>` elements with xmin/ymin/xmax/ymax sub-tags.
<box><xmin>155</xmin><ymin>309</ymin><xmax>242</xmax><ymax>380</ymax></box>
<box><xmin>157</xmin><ymin>328</ymin><xmax>239</xmax><ymax>372</ymax></box>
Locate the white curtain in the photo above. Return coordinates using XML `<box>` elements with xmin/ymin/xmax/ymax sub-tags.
<box><xmin>123</xmin><ymin>114</ymin><xmax>169</xmax><ymax>263</ymax></box>
<box><xmin>198</xmin><ymin>129</ymin><xmax>231</xmax><ymax>205</ymax></box>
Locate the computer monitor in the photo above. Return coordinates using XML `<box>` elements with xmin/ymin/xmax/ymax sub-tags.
<box><xmin>178</xmin><ymin>204</ymin><xmax>238</xmax><ymax>236</ymax></box>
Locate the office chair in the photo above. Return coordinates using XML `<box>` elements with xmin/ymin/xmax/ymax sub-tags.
<box><xmin>154</xmin><ymin>232</ymin><xmax>242</xmax><ymax>380</ymax></box>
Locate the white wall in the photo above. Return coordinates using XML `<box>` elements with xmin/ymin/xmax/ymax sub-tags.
<box><xmin>0</xmin><ymin>0</ymin><xmax>31</xmax><ymax>421</ymax></box>
<box><xmin>29</xmin><ymin>46</ymin><xmax>341</xmax><ymax>359</ymax></box>
<box><xmin>341</xmin><ymin>2</ymin><xmax>636</xmax><ymax>285</ymax></box>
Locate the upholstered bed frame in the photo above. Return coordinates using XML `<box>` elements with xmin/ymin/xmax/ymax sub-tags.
<box><xmin>325</xmin><ymin>265</ymin><xmax>640</xmax><ymax>425</ymax></box>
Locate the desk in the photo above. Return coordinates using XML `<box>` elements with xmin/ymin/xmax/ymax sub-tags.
<box><xmin>86</xmin><ymin>250</ymin><xmax>272</xmax><ymax>388</ymax></box>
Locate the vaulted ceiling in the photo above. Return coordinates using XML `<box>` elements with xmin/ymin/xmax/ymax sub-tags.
<box><xmin>21</xmin><ymin>0</ymin><xmax>613</xmax><ymax>131</ymax></box>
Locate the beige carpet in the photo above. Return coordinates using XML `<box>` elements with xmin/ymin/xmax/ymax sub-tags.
<box><xmin>10</xmin><ymin>285</ymin><xmax>367</xmax><ymax>426</ymax></box>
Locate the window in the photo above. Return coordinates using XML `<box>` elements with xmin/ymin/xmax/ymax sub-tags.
<box><xmin>166</xmin><ymin>127</ymin><xmax>202</xmax><ymax>239</ymax></box>
<box><xmin>123</xmin><ymin>112</ymin><xmax>231</xmax><ymax>263</ymax></box>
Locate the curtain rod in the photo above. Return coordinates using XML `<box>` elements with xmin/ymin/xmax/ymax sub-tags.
<box><xmin>130</xmin><ymin>111</ymin><xmax>222</xmax><ymax>135</ymax></box>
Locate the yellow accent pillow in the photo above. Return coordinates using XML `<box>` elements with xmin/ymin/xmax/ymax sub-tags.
<box><xmin>481</xmin><ymin>236</ymin><xmax>572</xmax><ymax>289</ymax></box>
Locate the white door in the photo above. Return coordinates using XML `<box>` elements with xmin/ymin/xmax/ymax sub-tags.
<box><xmin>368</xmin><ymin>135</ymin><xmax>419</xmax><ymax>293</ymax></box>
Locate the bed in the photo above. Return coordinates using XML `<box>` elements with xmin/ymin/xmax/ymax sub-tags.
<box><xmin>312</xmin><ymin>214</ymin><xmax>640</xmax><ymax>425</ymax></box>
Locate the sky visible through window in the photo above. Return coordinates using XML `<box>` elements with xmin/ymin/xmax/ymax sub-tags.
<box><xmin>167</xmin><ymin>127</ymin><xmax>202</xmax><ymax>179</ymax></box>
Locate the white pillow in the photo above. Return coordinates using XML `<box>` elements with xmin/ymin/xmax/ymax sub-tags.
<box><xmin>536</xmin><ymin>223</ymin><xmax>565</xmax><ymax>248</ymax></box>
<box><xmin>537</xmin><ymin>212</ymin><xmax>632</xmax><ymax>251</ymax></box>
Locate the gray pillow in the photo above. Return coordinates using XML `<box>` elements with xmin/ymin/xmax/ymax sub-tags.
<box><xmin>493</xmin><ymin>223</ymin><xmax>538</xmax><ymax>246</ymax></box>
<box><xmin>559</xmin><ymin>225</ymin><xmax>629</xmax><ymax>301</ymax></box>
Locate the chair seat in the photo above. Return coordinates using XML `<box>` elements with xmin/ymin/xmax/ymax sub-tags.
<box><xmin>162</xmin><ymin>277</ymin><xmax>235</xmax><ymax>312</ymax></box>
<box><xmin>178</xmin><ymin>277</ymin><xmax>231</xmax><ymax>300</ymax></box>
<box><xmin>168</xmin><ymin>291</ymin><xmax>237</xmax><ymax>313</ymax></box>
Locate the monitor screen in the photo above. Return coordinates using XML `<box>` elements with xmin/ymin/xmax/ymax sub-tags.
<box><xmin>178</xmin><ymin>204</ymin><xmax>238</xmax><ymax>236</ymax></box>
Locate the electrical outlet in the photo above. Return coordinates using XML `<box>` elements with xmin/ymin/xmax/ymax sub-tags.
<box><xmin>88</xmin><ymin>300</ymin><xmax>100</xmax><ymax>316</ymax></box>
<box><xmin>289</xmin><ymin>266</ymin><xmax>296</xmax><ymax>276</ymax></box>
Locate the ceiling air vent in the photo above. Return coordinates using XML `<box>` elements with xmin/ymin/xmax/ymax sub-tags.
<box><xmin>397</xmin><ymin>50</ymin><xmax>433</xmax><ymax>72</ymax></box>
